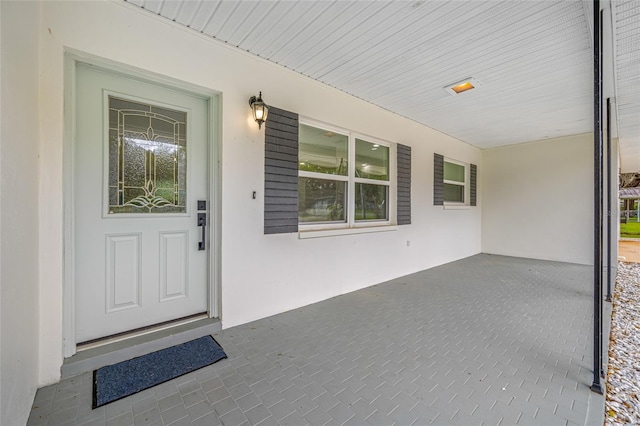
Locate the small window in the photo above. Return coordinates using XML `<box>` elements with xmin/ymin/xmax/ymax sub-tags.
<box><xmin>433</xmin><ymin>153</ymin><xmax>476</xmax><ymax>207</ymax></box>
<box><xmin>443</xmin><ymin>160</ymin><xmax>467</xmax><ymax>204</ymax></box>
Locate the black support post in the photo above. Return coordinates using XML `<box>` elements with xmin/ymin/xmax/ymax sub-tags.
<box><xmin>591</xmin><ymin>0</ymin><xmax>604</xmax><ymax>395</ymax></box>
<box><xmin>606</xmin><ymin>97</ymin><xmax>612</xmax><ymax>303</ymax></box>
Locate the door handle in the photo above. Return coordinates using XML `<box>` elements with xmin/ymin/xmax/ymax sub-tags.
<box><xmin>197</xmin><ymin>213</ymin><xmax>206</xmax><ymax>251</ymax></box>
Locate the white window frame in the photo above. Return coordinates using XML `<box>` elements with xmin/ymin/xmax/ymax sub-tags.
<box><xmin>443</xmin><ymin>158</ymin><xmax>469</xmax><ymax>206</ymax></box>
<box><xmin>298</xmin><ymin>118</ymin><xmax>396</xmax><ymax>231</ymax></box>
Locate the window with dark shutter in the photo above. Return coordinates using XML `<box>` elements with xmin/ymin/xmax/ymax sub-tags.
<box><xmin>434</xmin><ymin>153</ymin><xmax>477</xmax><ymax>207</ymax></box>
<box><xmin>265</xmin><ymin>113</ymin><xmax>414</xmax><ymax>233</ymax></box>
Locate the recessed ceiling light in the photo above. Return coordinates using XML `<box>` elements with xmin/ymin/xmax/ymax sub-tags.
<box><xmin>444</xmin><ymin>77</ymin><xmax>480</xmax><ymax>96</ymax></box>
<box><xmin>452</xmin><ymin>81</ymin><xmax>474</xmax><ymax>93</ymax></box>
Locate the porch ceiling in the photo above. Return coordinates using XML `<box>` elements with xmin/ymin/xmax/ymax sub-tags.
<box><xmin>127</xmin><ymin>0</ymin><xmax>639</xmax><ymax>161</ymax></box>
<box><xmin>614</xmin><ymin>0</ymin><xmax>640</xmax><ymax>173</ymax></box>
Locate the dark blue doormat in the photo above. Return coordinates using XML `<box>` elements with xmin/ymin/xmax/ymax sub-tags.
<box><xmin>93</xmin><ymin>335</ymin><xmax>226</xmax><ymax>408</ymax></box>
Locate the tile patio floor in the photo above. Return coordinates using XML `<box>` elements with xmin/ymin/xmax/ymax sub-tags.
<box><xmin>28</xmin><ymin>254</ymin><xmax>604</xmax><ymax>425</ymax></box>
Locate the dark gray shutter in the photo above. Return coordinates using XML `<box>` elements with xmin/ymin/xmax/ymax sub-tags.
<box><xmin>433</xmin><ymin>153</ymin><xmax>444</xmax><ymax>206</ymax></box>
<box><xmin>470</xmin><ymin>163</ymin><xmax>477</xmax><ymax>206</ymax></box>
<box><xmin>264</xmin><ymin>107</ymin><xmax>299</xmax><ymax>234</ymax></box>
<box><xmin>397</xmin><ymin>144</ymin><xmax>411</xmax><ymax>225</ymax></box>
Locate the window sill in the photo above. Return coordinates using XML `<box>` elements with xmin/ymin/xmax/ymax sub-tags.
<box><xmin>299</xmin><ymin>225</ymin><xmax>397</xmax><ymax>239</ymax></box>
<box><xmin>443</xmin><ymin>204</ymin><xmax>471</xmax><ymax>210</ymax></box>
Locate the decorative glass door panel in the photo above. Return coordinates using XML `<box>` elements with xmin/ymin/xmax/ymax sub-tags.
<box><xmin>108</xmin><ymin>96</ymin><xmax>187</xmax><ymax>214</ymax></box>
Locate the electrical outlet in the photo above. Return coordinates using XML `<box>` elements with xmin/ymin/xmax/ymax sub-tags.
<box><xmin>406</xmin><ymin>240</ymin><xmax>411</xmax><ymax>247</ymax></box>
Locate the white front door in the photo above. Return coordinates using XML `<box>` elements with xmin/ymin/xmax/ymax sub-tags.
<box><xmin>74</xmin><ymin>63</ymin><xmax>210</xmax><ymax>343</ymax></box>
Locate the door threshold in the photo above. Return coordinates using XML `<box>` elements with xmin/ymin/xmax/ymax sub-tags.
<box><xmin>77</xmin><ymin>313</ymin><xmax>209</xmax><ymax>351</ymax></box>
<box><xmin>62</xmin><ymin>317</ymin><xmax>222</xmax><ymax>379</ymax></box>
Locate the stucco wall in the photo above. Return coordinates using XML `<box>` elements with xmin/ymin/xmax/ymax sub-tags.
<box><xmin>481</xmin><ymin>133</ymin><xmax>593</xmax><ymax>265</ymax></box>
<box><xmin>37</xmin><ymin>1</ymin><xmax>482</xmax><ymax>385</ymax></box>
<box><xmin>1</xmin><ymin>1</ymin><xmax>41</xmax><ymax>425</ymax></box>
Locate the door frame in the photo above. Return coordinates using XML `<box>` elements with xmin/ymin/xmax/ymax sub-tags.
<box><xmin>62</xmin><ymin>50</ymin><xmax>222</xmax><ymax>357</ymax></box>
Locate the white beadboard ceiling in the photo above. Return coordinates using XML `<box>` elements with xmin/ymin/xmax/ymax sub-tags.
<box><xmin>126</xmin><ymin>0</ymin><xmax>639</xmax><ymax>166</ymax></box>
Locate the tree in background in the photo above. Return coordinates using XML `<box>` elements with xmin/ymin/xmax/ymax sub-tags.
<box><xmin>619</xmin><ymin>172</ymin><xmax>640</xmax><ymax>224</ymax></box>
<box><xmin>620</xmin><ymin>172</ymin><xmax>640</xmax><ymax>188</ymax></box>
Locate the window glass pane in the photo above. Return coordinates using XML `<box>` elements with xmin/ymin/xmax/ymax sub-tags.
<box><xmin>355</xmin><ymin>138</ymin><xmax>389</xmax><ymax>181</ymax></box>
<box><xmin>444</xmin><ymin>183</ymin><xmax>464</xmax><ymax>203</ymax></box>
<box><xmin>444</xmin><ymin>161</ymin><xmax>465</xmax><ymax>183</ymax></box>
<box><xmin>298</xmin><ymin>177</ymin><xmax>346</xmax><ymax>223</ymax></box>
<box><xmin>299</xmin><ymin>124</ymin><xmax>348</xmax><ymax>176</ymax></box>
<box><xmin>355</xmin><ymin>183</ymin><xmax>388</xmax><ymax>221</ymax></box>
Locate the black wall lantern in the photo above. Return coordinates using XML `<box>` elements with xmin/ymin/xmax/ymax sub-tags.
<box><xmin>249</xmin><ymin>92</ymin><xmax>269</xmax><ymax>129</ymax></box>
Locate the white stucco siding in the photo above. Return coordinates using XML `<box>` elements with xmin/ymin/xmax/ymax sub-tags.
<box><xmin>36</xmin><ymin>1</ymin><xmax>481</xmax><ymax>384</ymax></box>
<box><xmin>481</xmin><ymin>133</ymin><xmax>594</xmax><ymax>265</ymax></box>
<box><xmin>1</xmin><ymin>2</ymin><xmax>41</xmax><ymax>425</ymax></box>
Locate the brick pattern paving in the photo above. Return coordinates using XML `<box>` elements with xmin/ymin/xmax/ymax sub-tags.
<box><xmin>27</xmin><ymin>254</ymin><xmax>599</xmax><ymax>425</ymax></box>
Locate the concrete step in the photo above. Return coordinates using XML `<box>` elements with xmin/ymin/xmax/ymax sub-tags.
<box><xmin>61</xmin><ymin>317</ymin><xmax>222</xmax><ymax>379</ymax></box>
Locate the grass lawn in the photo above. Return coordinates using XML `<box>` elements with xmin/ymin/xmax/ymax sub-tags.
<box><xmin>620</xmin><ymin>221</ymin><xmax>640</xmax><ymax>238</ymax></box>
